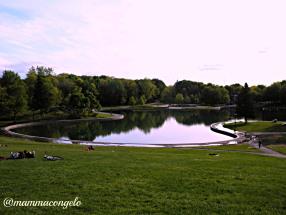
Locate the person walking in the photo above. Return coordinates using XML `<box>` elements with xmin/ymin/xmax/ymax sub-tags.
<box><xmin>258</xmin><ymin>140</ymin><xmax>262</xmax><ymax>148</ymax></box>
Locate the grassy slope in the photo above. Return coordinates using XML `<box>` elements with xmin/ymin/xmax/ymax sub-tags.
<box><xmin>268</xmin><ymin>145</ymin><xmax>286</xmax><ymax>155</ymax></box>
<box><xmin>0</xmin><ymin>137</ymin><xmax>286</xmax><ymax>215</ymax></box>
<box><xmin>224</xmin><ymin>121</ymin><xmax>286</xmax><ymax>132</ymax></box>
<box><xmin>0</xmin><ymin>112</ymin><xmax>112</xmax><ymax>128</ymax></box>
<box><xmin>205</xmin><ymin>143</ymin><xmax>259</xmax><ymax>152</ymax></box>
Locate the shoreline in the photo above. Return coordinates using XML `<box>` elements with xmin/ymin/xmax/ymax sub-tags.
<box><xmin>1</xmin><ymin>111</ymin><xmax>242</xmax><ymax>148</ymax></box>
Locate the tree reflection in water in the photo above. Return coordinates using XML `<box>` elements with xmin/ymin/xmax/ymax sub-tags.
<box><xmin>15</xmin><ymin>110</ymin><xmax>232</xmax><ymax>141</ymax></box>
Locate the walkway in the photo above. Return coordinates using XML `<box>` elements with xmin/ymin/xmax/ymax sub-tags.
<box><xmin>248</xmin><ymin>139</ymin><xmax>286</xmax><ymax>158</ymax></box>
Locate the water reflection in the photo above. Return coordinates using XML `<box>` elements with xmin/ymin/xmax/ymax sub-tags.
<box><xmin>15</xmin><ymin>110</ymin><xmax>233</xmax><ymax>143</ymax></box>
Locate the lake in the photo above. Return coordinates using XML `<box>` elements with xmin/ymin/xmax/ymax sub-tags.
<box><xmin>13</xmin><ymin>109</ymin><xmax>236</xmax><ymax>144</ymax></box>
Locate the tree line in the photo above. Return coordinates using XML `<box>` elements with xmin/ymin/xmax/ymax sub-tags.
<box><xmin>0</xmin><ymin>66</ymin><xmax>285</xmax><ymax>120</ymax></box>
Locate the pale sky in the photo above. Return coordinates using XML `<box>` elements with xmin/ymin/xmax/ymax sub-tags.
<box><xmin>0</xmin><ymin>0</ymin><xmax>285</xmax><ymax>85</ymax></box>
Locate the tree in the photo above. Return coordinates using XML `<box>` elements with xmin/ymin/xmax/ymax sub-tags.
<box><xmin>81</xmin><ymin>80</ymin><xmax>101</xmax><ymax>111</ymax></box>
<box><xmin>25</xmin><ymin>67</ymin><xmax>37</xmax><ymax>108</ymax></box>
<box><xmin>280</xmin><ymin>83</ymin><xmax>286</xmax><ymax>105</ymax></box>
<box><xmin>0</xmin><ymin>85</ymin><xmax>8</xmax><ymax>115</ymax></box>
<box><xmin>152</xmin><ymin>79</ymin><xmax>166</xmax><ymax>100</ymax></box>
<box><xmin>124</xmin><ymin>80</ymin><xmax>139</xmax><ymax>103</ymax></box>
<box><xmin>201</xmin><ymin>85</ymin><xmax>230</xmax><ymax>105</ymax></box>
<box><xmin>128</xmin><ymin>96</ymin><xmax>137</xmax><ymax>106</ymax></box>
<box><xmin>138</xmin><ymin>95</ymin><xmax>146</xmax><ymax>105</ymax></box>
<box><xmin>237</xmin><ymin>83</ymin><xmax>254</xmax><ymax>123</ymax></box>
<box><xmin>225</xmin><ymin>83</ymin><xmax>243</xmax><ymax>104</ymax></box>
<box><xmin>138</xmin><ymin>79</ymin><xmax>157</xmax><ymax>102</ymax></box>
<box><xmin>98</xmin><ymin>79</ymin><xmax>126</xmax><ymax>106</ymax></box>
<box><xmin>160</xmin><ymin>87</ymin><xmax>175</xmax><ymax>104</ymax></box>
<box><xmin>263</xmin><ymin>82</ymin><xmax>281</xmax><ymax>103</ymax></box>
<box><xmin>68</xmin><ymin>89</ymin><xmax>89</xmax><ymax>117</ymax></box>
<box><xmin>250</xmin><ymin>85</ymin><xmax>265</xmax><ymax>103</ymax></box>
<box><xmin>175</xmin><ymin>93</ymin><xmax>184</xmax><ymax>104</ymax></box>
<box><xmin>174</xmin><ymin>80</ymin><xmax>204</xmax><ymax>103</ymax></box>
<box><xmin>32</xmin><ymin>72</ymin><xmax>60</xmax><ymax>114</ymax></box>
<box><xmin>0</xmin><ymin>71</ymin><xmax>27</xmax><ymax>120</ymax></box>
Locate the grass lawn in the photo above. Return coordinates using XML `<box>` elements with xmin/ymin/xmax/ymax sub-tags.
<box><xmin>204</xmin><ymin>143</ymin><xmax>259</xmax><ymax>152</ymax></box>
<box><xmin>93</xmin><ymin>112</ymin><xmax>112</xmax><ymax>118</ymax></box>
<box><xmin>258</xmin><ymin>135</ymin><xmax>286</xmax><ymax>146</ymax></box>
<box><xmin>268</xmin><ymin>145</ymin><xmax>286</xmax><ymax>155</ymax></box>
<box><xmin>0</xmin><ymin>111</ymin><xmax>113</xmax><ymax>128</ymax></box>
<box><xmin>0</xmin><ymin>136</ymin><xmax>286</xmax><ymax>214</ymax></box>
<box><xmin>224</xmin><ymin>121</ymin><xmax>286</xmax><ymax>132</ymax></box>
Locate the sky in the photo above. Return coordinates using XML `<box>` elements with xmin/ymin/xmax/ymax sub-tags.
<box><xmin>0</xmin><ymin>0</ymin><xmax>285</xmax><ymax>86</ymax></box>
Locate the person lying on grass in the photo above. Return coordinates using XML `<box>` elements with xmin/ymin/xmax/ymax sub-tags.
<box><xmin>7</xmin><ymin>150</ymin><xmax>35</xmax><ymax>159</ymax></box>
<box><xmin>44</xmin><ymin>152</ymin><xmax>63</xmax><ymax>161</ymax></box>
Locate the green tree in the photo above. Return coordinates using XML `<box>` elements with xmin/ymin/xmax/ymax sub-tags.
<box><xmin>68</xmin><ymin>89</ymin><xmax>90</xmax><ymax>117</ymax></box>
<box><xmin>201</xmin><ymin>85</ymin><xmax>230</xmax><ymax>105</ymax></box>
<box><xmin>0</xmin><ymin>71</ymin><xmax>27</xmax><ymax>120</ymax></box>
<box><xmin>128</xmin><ymin>96</ymin><xmax>137</xmax><ymax>106</ymax></box>
<box><xmin>138</xmin><ymin>79</ymin><xmax>157</xmax><ymax>102</ymax></box>
<box><xmin>98</xmin><ymin>79</ymin><xmax>126</xmax><ymax>106</ymax></box>
<box><xmin>237</xmin><ymin>83</ymin><xmax>254</xmax><ymax>123</ymax></box>
<box><xmin>175</xmin><ymin>93</ymin><xmax>184</xmax><ymax>104</ymax></box>
<box><xmin>25</xmin><ymin>67</ymin><xmax>37</xmax><ymax>109</ymax></box>
<box><xmin>263</xmin><ymin>82</ymin><xmax>281</xmax><ymax>104</ymax></box>
<box><xmin>32</xmin><ymin>72</ymin><xmax>60</xmax><ymax>114</ymax></box>
<box><xmin>0</xmin><ymin>85</ymin><xmax>8</xmax><ymax>115</ymax></box>
<box><xmin>280</xmin><ymin>82</ymin><xmax>286</xmax><ymax>105</ymax></box>
<box><xmin>152</xmin><ymin>79</ymin><xmax>166</xmax><ymax>100</ymax></box>
<box><xmin>160</xmin><ymin>87</ymin><xmax>175</xmax><ymax>104</ymax></box>
<box><xmin>138</xmin><ymin>95</ymin><xmax>146</xmax><ymax>105</ymax></box>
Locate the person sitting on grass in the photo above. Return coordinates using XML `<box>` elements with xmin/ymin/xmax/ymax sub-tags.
<box><xmin>87</xmin><ymin>145</ymin><xmax>94</xmax><ymax>151</ymax></box>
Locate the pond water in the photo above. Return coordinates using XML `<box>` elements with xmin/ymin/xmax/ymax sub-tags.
<box><xmin>13</xmin><ymin>110</ymin><xmax>235</xmax><ymax>144</ymax></box>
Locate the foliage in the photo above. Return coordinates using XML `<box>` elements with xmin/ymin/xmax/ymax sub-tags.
<box><xmin>224</xmin><ymin>121</ymin><xmax>286</xmax><ymax>132</ymax></box>
<box><xmin>138</xmin><ymin>95</ymin><xmax>146</xmax><ymax>105</ymax></box>
<box><xmin>1</xmin><ymin>66</ymin><xmax>286</xmax><ymax>120</ymax></box>
<box><xmin>31</xmin><ymin>70</ymin><xmax>60</xmax><ymax>113</ymax></box>
<box><xmin>160</xmin><ymin>87</ymin><xmax>175</xmax><ymax>104</ymax></box>
<box><xmin>128</xmin><ymin>96</ymin><xmax>137</xmax><ymax>106</ymax></box>
<box><xmin>0</xmin><ymin>71</ymin><xmax>27</xmax><ymax>120</ymax></box>
<box><xmin>175</xmin><ymin>93</ymin><xmax>184</xmax><ymax>104</ymax></box>
<box><xmin>201</xmin><ymin>85</ymin><xmax>230</xmax><ymax>105</ymax></box>
<box><xmin>236</xmin><ymin>83</ymin><xmax>254</xmax><ymax>123</ymax></box>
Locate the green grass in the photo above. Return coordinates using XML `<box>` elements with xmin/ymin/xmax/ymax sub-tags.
<box><xmin>0</xmin><ymin>111</ymin><xmax>113</xmax><ymax>128</ymax></box>
<box><xmin>0</xmin><ymin>136</ymin><xmax>286</xmax><ymax>214</ymax></box>
<box><xmin>224</xmin><ymin>121</ymin><xmax>286</xmax><ymax>132</ymax></box>
<box><xmin>204</xmin><ymin>143</ymin><xmax>259</xmax><ymax>152</ymax></box>
<box><xmin>102</xmin><ymin>104</ymin><xmax>168</xmax><ymax>112</ymax></box>
<box><xmin>93</xmin><ymin>112</ymin><xmax>112</xmax><ymax>118</ymax></box>
<box><xmin>258</xmin><ymin>135</ymin><xmax>286</xmax><ymax>146</ymax></box>
<box><xmin>268</xmin><ymin>145</ymin><xmax>286</xmax><ymax>155</ymax></box>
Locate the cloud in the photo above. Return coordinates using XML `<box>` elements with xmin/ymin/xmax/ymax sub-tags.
<box><xmin>0</xmin><ymin>0</ymin><xmax>286</xmax><ymax>85</ymax></box>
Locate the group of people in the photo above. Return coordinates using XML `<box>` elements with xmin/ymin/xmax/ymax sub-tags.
<box><xmin>86</xmin><ymin>145</ymin><xmax>95</xmax><ymax>151</ymax></box>
<box><xmin>1</xmin><ymin>145</ymin><xmax>96</xmax><ymax>161</ymax></box>
<box><xmin>8</xmin><ymin>150</ymin><xmax>35</xmax><ymax>159</ymax></box>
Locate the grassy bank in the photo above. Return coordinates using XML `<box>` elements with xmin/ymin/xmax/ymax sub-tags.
<box><xmin>224</xmin><ymin>121</ymin><xmax>286</xmax><ymax>132</ymax></box>
<box><xmin>0</xmin><ymin>137</ymin><xmax>285</xmax><ymax>214</ymax></box>
<box><xmin>205</xmin><ymin>143</ymin><xmax>259</xmax><ymax>152</ymax></box>
<box><xmin>0</xmin><ymin>111</ymin><xmax>113</xmax><ymax>128</ymax></box>
<box><xmin>268</xmin><ymin>145</ymin><xmax>286</xmax><ymax>155</ymax></box>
